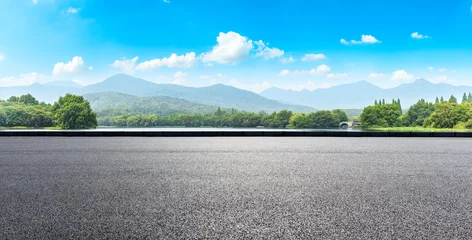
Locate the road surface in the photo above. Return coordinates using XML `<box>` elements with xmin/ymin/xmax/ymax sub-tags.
<box><xmin>1</xmin><ymin>137</ymin><xmax>471</xmax><ymax>239</ymax></box>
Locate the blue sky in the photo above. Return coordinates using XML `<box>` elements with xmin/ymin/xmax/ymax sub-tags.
<box><xmin>1</xmin><ymin>0</ymin><xmax>472</xmax><ymax>92</ymax></box>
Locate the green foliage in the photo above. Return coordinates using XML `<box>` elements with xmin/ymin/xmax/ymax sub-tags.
<box><xmin>360</xmin><ymin>103</ymin><xmax>402</xmax><ymax>128</ymax></box>
<box><xmin>401</xmin><ymin>99</ymin><xmax>435</xmax><ymax>127</ymax></box>
<box><xmin>449</xmin><ymin>95</ymin><xmax>458</xmax><ymax>103</ymax></box>
<box><xmin>0</xmin><ymin>96</ymin><xmax>53</xmax><ymax>128</ymax></box>
<box><xmin>424</xmin><ymin>102</ymin><xmax>472</xmax><ymax>128</ymax></box>
<box><xmin>52</xmin><ymin>94</ymin><xmax>97</xmax><ymax>129</ymax></box>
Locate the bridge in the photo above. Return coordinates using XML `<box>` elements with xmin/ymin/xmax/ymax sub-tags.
<box><xmin>339</xmin><ymin>120</ymin><xmax>360</xmax><ymax>129</ymax></box>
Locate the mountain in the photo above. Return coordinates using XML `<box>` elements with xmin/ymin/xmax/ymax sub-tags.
<box><xmin>81</xmin><ymin>74</ymin><xmax>315</xmax><ymax>113</ymax></box>
<box><xmin>1</xmin><ymin>74</ymin><xmax>315</xmax><ymax>113</ymax></box>
<box><xmin>260</xmin><ymin>79</ymin><xmax>472</xmax><ymax>109</ymax></box>
<box><xmin>84</xmin><ymin>92</ymin><xmax>226</xmax><ymax>116</ymax></box>
<box><xmin>0</xmin><ymin>83</ymin><xmax>81</xmax><ymax>103</ymax></box>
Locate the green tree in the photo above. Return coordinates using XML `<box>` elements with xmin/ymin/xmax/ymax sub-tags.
<box><xmin>426</xmin><ymin>102</ymin><xmax>456</xmax><ymax>128</ymax></box>
<box><xmin>401</xmin><ymin>99</ymin><xmax>435</xmax><ymax>127</ymax></box>
<box><xmin>440</xmin><ymin>96</ymin><xmax>444</xmax><ymax>102</ymax></box>
<box><xmin>360</xmin><ymin>103</ymin><xmax>402</xmax><ymax>128</ymax></box>
<box><xmin>52</xmin><ymin>94</ymin><xmax>97</xmax><ymax>129</ymax></box>
<box><xmin>19</xmin><ymin>94</ymin><xmax>39</xmax><ymax>105</ymax></box>
<box><xmin>435</xmin><ymin>97</ymin><xmax>439</xmax><ymax>104</ymax></box>
<box><xmin>332</xmin><ymin>109</ymin><xmax>349</xmax><ymax>124</ymax></box>
<box><xmin>468</xmin><ymin>93</ymin><xmax>472</xmax><ymax>103</ymax></box>
<box><xmin>462</xmin><ymin>93</ymin><xmax>468</xmax><ymax>104</ymax></box>
<box><xmin>449</xmin><ymin>95</ymin><xmax>457</xmax><ymax>103</ymax></box>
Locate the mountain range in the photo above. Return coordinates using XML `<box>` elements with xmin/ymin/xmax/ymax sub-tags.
<box><xmin>2</xmin><ymin>74</ymin><xmax>472</xmax><ymax>112</ymax></box>
<box><xmin>0</xmin><ymin>74</ymin><xmax>315</xmax><ymax>113</ymax></box>
<box><xmin>260</xmin><ymin>79</ymin><xmax>472</xmax><ymax>109</ymax></box>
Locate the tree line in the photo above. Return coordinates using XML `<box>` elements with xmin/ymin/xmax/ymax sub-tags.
<box><xmin>360</xmin><ymin>93</ymin><xmax>472</xmax><ymax>129</ymax></box>
<box><xmin>97</xmin><ymin>108</ymin><xmax>349</xmax><ymax>129</ymax></box>
<box><xmin>0</xmin><ymin>94</ymin><xmax>97</xmax><ymax>129</ymax></box>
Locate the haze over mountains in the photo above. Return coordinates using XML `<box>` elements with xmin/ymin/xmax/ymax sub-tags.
<box><xmin>1</xmin><ymin>74</ymin><xmax>472</xmax><ymax>112</ymax></box>
<box><xmin>261</xmin><ymin>79</ymin><xmax>472</xmax><ymax>109</ymax></box>
<box><xmin>0</xmin><ymin>74</ymin><xmax>315</xmax><ymax>113</ymax></box>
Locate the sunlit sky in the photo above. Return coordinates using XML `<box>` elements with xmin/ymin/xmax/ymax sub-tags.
<box><xmin>1</xmin><ymin>0</ymin><xmax>472</xmax><ymax>92</ymax></box>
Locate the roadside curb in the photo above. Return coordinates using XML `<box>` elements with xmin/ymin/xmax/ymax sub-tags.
<box><xmin>1</xmin><ymin>130</ymin><xmax>471</xmax><ymax>137</ymax></box>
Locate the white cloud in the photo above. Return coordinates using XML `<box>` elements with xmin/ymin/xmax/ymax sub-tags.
<box><xmin>411</xmin><ymin>32</ymin><xmax>430</xmax><ymax>39</ymax></box>
<box><xmin>52</xmin><ymin>56</ymin><xmax>85</xmax><ymax>75</ymax></box>
<box><xmin>32</xmin><ymin>0</ymin><xmax>38</xmax><ymax>4</ymax></box>
<box><xmin>0</xmin><ymin>72</ymin><xmax>48</xmax><ymax>87</ymax></box>
<box><xmin>279</xmin><ymin>64</ymin><xmax>332</xmax><ymax>77</ymax></box>
<box><xmin>228</xmin><ymin>79</ymin><xmax>273</xmax><ymax>93</ymax></box>
<box><xmin>392</xmin><ymin>70</ymin><xmax>414</xmax><ymax>81</ymax></box>
<box><xmin>280</xmin><ymin>57</ymin><xmax>296</xmax><ymax>64</ymax></box>
<box><xmin>327</xmin><ymin>73</ymin><xmax>348</xmax><ymax>79</ymax></box>
<box><xmin>301</xmin><ymin>54</ymin><xmax>326</xmax><ymax>62</ymax></box>
<box><xmin>278</xmin><ymin>69</ymin><xmax>290</xmax><ymax>76</ymax></box>
<box><xmin>174</xmin><ymin>71</ymin><xmax>188</xmax><ymax>78</ymax></box>
<box><xmin>201</xmin><ymin>32</ymin><xmax>254</xmax><ymax>64</ymax></box>
<box><xmin>368</xmin><ymin>73</ymin><xmax>385</xmax><ymax>79</ymax></box>
<box><xmin>205</xmin><ymin>63</ymin><xmax>213</xmax><ymax>67</ymax></box>
<box><xmin>200</xmin><ymin>75</ymin><xmax>210</xmax><ymax>80</ymax></box>
<box><xmin>67</xmin><ymin>8</ymin><xmax>81</xmax><ymax>14</ymax></box>
<box><xmin>428</xmin><ymin>66</ymin><xmax>434</xmax><ymax>71</ymax></box>
<box><xmin>163</xmin><ymin>0</ymin><xmax>170</xmax><ymax>3</ymax></box>
<box><xmin>110</xmin><ymin>56</ymin><xmax>139</xmax><ymax>73</ymax></box>
<box><xmin>88</xmin><ymin>66</ymin><xmax>93</xmax><ymax>70</ymax></box>
<box><xmin>340</xmin><ymin>35</ymin><xmax>381</xmax><ymax>45</ymax></box>
<box><xmin>217</xmin><ymin>73</ymin><xmax>226</xmax><ymax>78</ymax></box>
<box><xmin>135</xmin><ymin>52</ymin><xmax>196</xmax><ymax>70</ymax></box>
<box><xmin>438</xmin><ymin>68</ymin><xmax>447</xmax><ymax>72</ymax></box>
<box><xmin>254</xmin><ymin>40</ymin><xmax>284</xmax><ymax>60</ymax></box>
<box><xmin>0</xmin><ymin>54</ymin><xmax>4</xmax><ymax>61</ymax></box>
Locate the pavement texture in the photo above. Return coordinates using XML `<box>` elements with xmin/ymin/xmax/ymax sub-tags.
<box><xmin>1</xmin><ymin>137</ymin><xmax>472</xmax><ymax>239</ymax></box>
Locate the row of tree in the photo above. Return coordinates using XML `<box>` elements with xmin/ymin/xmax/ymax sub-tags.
<box><xmin>0</xmin><ymin>94</ymin><xmax>97</xmax><ymax>129</ymax></box>
<box><xmin>360</xmin><ymin>93</ymin><xmax>472</xmax><ymax>129</ymax></box>
<box><xmin>97</xmin><ymin>109</ymin><xmax>349</xmax><ymax>129</ymax></box>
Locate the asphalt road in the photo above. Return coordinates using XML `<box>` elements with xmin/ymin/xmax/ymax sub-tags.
<box><xmin>1</xmin><ymin>137</ymin><xmax>472</xmax><ymax>239</ymax></box>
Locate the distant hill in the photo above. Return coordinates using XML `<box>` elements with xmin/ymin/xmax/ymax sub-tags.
<box><xmin>81</xmin><ymin>74</ymin><xmax>315</xmax><ymax>113</ymax></box>
<box><xmin>0</xmin><ymin>83</ymin><xmax>81</xmax><ymax>103</ymax></box>
<box><xmin>260</xmin><ymin>79</ymin><xmax>472</xmax><ymax>109</ymax></box>
<box><xmin>84</xmin><ymin>92</ymin><xmax>225</xmax><ymax>116</ymax></box>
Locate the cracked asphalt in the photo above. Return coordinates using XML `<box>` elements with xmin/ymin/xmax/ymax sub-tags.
<box><xmin>1</xmin><ymin>137</ymin><xmax>472</xmax><ymax>239</ymax></box>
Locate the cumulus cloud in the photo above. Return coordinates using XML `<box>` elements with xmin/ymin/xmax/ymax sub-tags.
<box><xmin>201</xmin><ymin>32</ymin><xmax>254</xmax><ymax>64</ymax></box>
<box><xmin>67</xmin><ymin>8</ymin><xmax>81</xmax><ymax>14</ymax></box>
<box><xmin>438</xmin><ymin>68</ymin><xmax>447</xmax><ymax>72</ymax></box>
<box><xmin>327</xmin><ymin>73</ymin><xmax>348</xmax><ymax>79</ymax></box>
<box><xmin>301</xmin><ymin>54</ymin><xmax>326</xmax><ymax>62</ymax></box>
<box><xmin>174</xmin><ymin>71</ymin><xmax>188</xmax><ymax>78</ymax></box>
<box><xmin>278</xmin><ymin>64</ymin><xmax>332</xmax><ymax>77</ymax></box>
<box><xmin>254</xmin><ymin>40</ymin><xmax>284</xmax><ymax>60</ymax></box>
<box><xmin>392</xmin><ymin>70</ymin><xmax>414</xmax><ymax>81</ymax></box>
<box><xmin>88</xmin><ymin>66</ymin><xmax>93</xmax><ymax>70</ymax></box>
<box><xmin>340</xmin><ymin>35</ymin><xmax>381</xmax><ymax>45</ymax></box>
<box><xmin>278</xmin><ymin>69</ymin><xmax>290</xmax><ymax>76</ymax></box>
<box><xmin>217</xmin><ymin>73</ymin><xmax>226</xmax><ymax>78</ymax></box>
<box><xmin>0</xmin><ymin>72</ymin><xmax>48</xmax><ymax>87</ymax></box>
<box><xmin>52</xmin><ymin>56</ymin><xmax>85</xmax><ymax>75</ymax></box>
<box><xmin>280</xmin><ymin>57</ymin><xmax>296</xmax><ymax>64</ymax></box>
<box><xmin>163</xmin><ymin>0</ymin><xmax>170</xmax><ymax>3</ymax></box>
<box><xmin>32</xmin><ymin>0</ymin><xmax>38</xmax><ymax>4</ymax></box>
<box><xmin>135</xmin><ymin>52</ymin><xmax>196</xmax><ymax>70</ymax></box>
<box><xmin>0</xmin><ymin>54</ymin><xmax>4</xmax><ymax>61</ymax></box>
<box><xmin>110</xmin><ymin>56</ymin><xmax>139</xmax><ymax>73</ymax></box>
<box><xmin>201</xmin><ymin>31</ymin><xmax>284</xmax><ymax>63</ymax></box>
<box><xmin>368</xmin><ymin>73</ymin><xmax>385</xmax><ymax>79</ymax></box>
<box><xmin>411</xmin><ymin>32</ymin><xmax>430</xmax><ymax>39</ymax></box>
<box><xmin>428</xmin><ymin>66</ymin><xmax>434</xmax><ymax>71</ymax></box>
